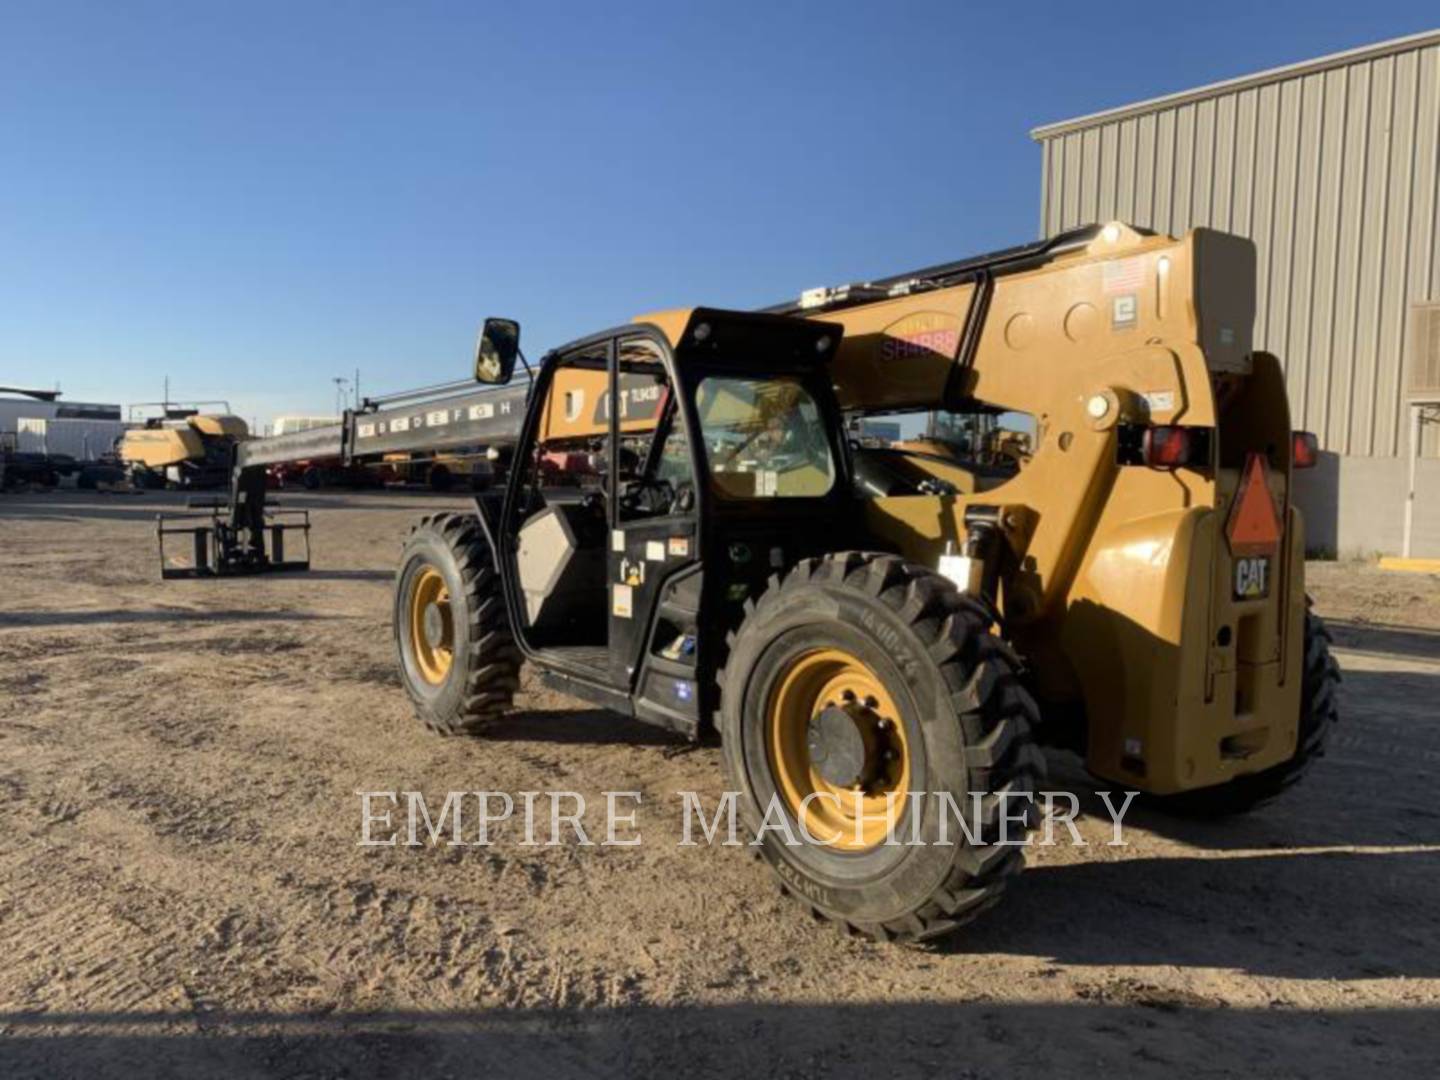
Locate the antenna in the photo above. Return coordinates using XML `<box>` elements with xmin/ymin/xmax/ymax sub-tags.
<box><xmin>332</xmin><ymin>376</ymin><xmax>350</xmax><ymax>417</ymax></box>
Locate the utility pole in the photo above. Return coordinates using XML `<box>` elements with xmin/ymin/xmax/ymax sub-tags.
<box><xmin>332</xmin><ymin>377</ymin><xmax>349</xmax><ymax>418</ymax></box>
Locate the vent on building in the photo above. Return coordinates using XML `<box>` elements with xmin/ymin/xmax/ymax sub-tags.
<box><xmin>1411</xmin><ymin>302</ymin><xmax>1440</xmax><ymax>402</ymax></box>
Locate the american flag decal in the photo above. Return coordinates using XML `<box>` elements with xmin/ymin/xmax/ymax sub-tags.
<box><xmin>1102</xmin><ymin>257</ymin><xmax>1146</xmax><ymax>294</ymax></box>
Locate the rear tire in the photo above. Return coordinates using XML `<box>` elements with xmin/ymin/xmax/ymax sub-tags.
<box><xmin>718</xmin><ymin>552</ymin><xmax>1046</xmax><ymax>943</ymax></box>
<box><xmin>393</xmin><ymin>512</ymin><xmax>521</xmax><ymax>735</ymax></box>
<box><xmin>1151</xmin><ymin>604</ymin><xmax>1340</xmax><ymax>816</ymax></box>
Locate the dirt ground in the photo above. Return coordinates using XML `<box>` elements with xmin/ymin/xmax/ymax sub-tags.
<box><xmin>1</xmin><ymin>490</ymin><xmax>1437</xmax><ymax>1079</ymax></box>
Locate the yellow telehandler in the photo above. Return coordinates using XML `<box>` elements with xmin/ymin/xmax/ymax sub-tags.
<box><xmin>162</xmin><ymin>222</ymin><xmax>1338</xmax><ymax>942</ymax></box>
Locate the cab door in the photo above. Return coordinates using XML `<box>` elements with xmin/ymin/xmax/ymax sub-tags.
<box><xmin>604</xmin><ymin>333</ymin><xmax>704</xmax><ymax>726</ymax></box>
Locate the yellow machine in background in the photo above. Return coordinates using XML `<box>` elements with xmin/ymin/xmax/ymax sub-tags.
<box><xmin>380</xmin><ymin>450</ymin><xmax>497</xmax><ymax>492</ymax></box>
<box><xmin>120</xmin><ymin>413</ymin><xmax>248</xmax><ymax>489</ymax></box>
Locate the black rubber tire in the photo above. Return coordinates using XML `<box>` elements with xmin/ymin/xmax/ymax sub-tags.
<box><xmin>132</xmin><ymin>467</ymin><xmax>165</xmax><ymax>490</ymax></box>
<box><xmin>1151</xmin><ymin>603</ymin><xmax>1341</xmax><ymax>816</ymax></box>
<box><xmin>718</xmin><ymin>552</ymin><xmax>1047</xmax><ymax>943</ymax></box>
<box><xmin>301</xmin><ymin>466</ymin><xmax>322</xmax><ymax>491</ymax></box>
<box><xmin>393</xmin><ymin>512</ymin><xmax>521</xmax><ymax>735</ymax></box>
<box><xmin>429</xmin><ymin>465</ymin><xmax>453</xmax><ymax>493</ymax></box>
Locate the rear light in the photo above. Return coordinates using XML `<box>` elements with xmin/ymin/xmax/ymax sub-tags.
<box><xmin>1292</xmin><ymin>430</ymin><xmax>1319</xmax><ymax>469</ymax></box>
<box><xmin>1116</xmin><ymin>424</ymin><xmax>1213</xmax><ymax>467</ymax></box>
<box><xmin>1140</xmin><ymin>425</ymin><xmax>1211</xmax><ymax>468</ymax></box>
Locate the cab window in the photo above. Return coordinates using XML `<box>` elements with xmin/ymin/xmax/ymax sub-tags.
<box><xmin>696</xmin><ymin>376</ymin><xmax>835</xmax><ymax>498</ymax></box>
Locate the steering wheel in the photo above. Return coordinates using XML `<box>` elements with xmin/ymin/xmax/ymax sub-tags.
<box><xmin>672</xmin><ymin>480</ymin><xmax>695</xmax><ymax>513</ymax></box>
<box><xmin>619</xmin><ymin>477</ymin><xmax>675</xmax><ymax>516</ymax></box>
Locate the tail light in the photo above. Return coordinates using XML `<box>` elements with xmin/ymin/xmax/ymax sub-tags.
<box><xmin>1140</xmin><ymin>425</ymin><xmax>1212</xmax><ymax>468</ymax></box>
<box><xmin>1292</xmin><ymin>431</ymin><xmax>1319</xmax><ymax>469</ymax></box>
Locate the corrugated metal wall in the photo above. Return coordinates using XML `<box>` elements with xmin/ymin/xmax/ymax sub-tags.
<box><xmin>1036</xmin><ymin>36</ymin><xmax>1440</xmax><ymax>457</ymax></box>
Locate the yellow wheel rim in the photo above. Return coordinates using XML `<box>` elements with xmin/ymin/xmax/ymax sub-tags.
<box><xmin>408</xmin><ymin>565</ymin><xmax>454</xmax><ymax>685</ymax></box>
<box><xmin>766</xmin><ymin>648</ymin><xmax>910</xmax><ymax>852</ymax></box>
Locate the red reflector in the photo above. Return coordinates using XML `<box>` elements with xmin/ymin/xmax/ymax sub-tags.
<box><xmin>1143</xmin><ymin>426</ymin><xmax>1196</xmax><ymax>467</ymax></box>
<box><xmin>1227</xmin><ymin>453</ymin><xmax>1283</xmax><ymax>555</ymax></box>
<box><xmin>1293</xmin><ymin>430</ymin><xmax>1319</xmax><ymax>469</ymax></box>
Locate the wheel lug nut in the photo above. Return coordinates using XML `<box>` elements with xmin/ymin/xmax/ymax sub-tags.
<box><xmin>842</xmin><ymin>689</ymin><xmax>856</xmax><ymax>702</ymax></box>
<box><xmin>864</xmin><ymin>695</ymin><xmax>879</xmax><ymax>709</ymax></box>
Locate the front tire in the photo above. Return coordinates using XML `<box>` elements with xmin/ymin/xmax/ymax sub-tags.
<box><xmin>718</xmin><ymin>553</ymin><xmax>1046</xmax><ymax>943</ymax></box>
<box><xmin>393</xmin><ymin>512</ymin><xmax>521</xmax><ymax>734</ymax></box>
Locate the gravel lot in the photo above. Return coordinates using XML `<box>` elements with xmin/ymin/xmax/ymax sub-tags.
<box><xmin>1</xmin><ymin>490</ymin><xmax>1437</xmax><ymax>1078</ymax></box>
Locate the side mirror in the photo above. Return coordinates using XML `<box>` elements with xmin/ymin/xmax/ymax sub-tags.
<box><xmin>474</xmin><ymin>317</ymin><xmax>521</xmax><ymax>384</ymax></box>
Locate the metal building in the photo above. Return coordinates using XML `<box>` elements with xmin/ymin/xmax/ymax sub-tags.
<box><xmin>1032</xmin><ymin>30</ymin><xmax>1440</xmax><ymax>556</ymax></box>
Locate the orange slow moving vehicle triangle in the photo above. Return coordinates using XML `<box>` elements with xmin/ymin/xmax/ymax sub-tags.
<box><xmin>1227</xmin><ymin>452</ymin><xmax>1283</xmax><ymax>556</ymax></box>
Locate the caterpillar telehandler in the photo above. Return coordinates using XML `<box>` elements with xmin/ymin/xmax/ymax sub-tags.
<box><xmin>161</xmin><ymin>222</ymin><xmax>1338</xmax><ymax>942</ymax></box>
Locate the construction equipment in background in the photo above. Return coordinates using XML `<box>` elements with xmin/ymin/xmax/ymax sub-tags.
<box><xmin>265</xmin><ymin>447</ymin><xmax>495</xmax><ymax>492</ymax></box>
<box><xmin>260</xmin><ymin>416</ymin><xmax>369</xmax><ymax>491</ymax></box>
<box><xmin>155</xmin><ymin>223</ymin><xmax>1339</xmax><ymax>943</ymax></box>
<box><xmin>268</xmin><ymin>457</ymin><xmax>382</xmax><ymax>491</ymax></box>
<box><xmin>0</xmin><ymin>433</ymin><xmax>60</xmax><ymax>490</ymax></box>
<box><xmin>119</xmin><ymin>408</ymin><xmax>249</xmax><ymax>489</ymax></box>
<box><xmin>155</xmin><ymin>377</ymin><xmax>530</xmax><ymax>576</ymax></box>
<box><xmin>379</xmin><ymin>450</ymin><xmax>497</xmax><ymax>492</ymax></box>
<box><xmin>984</xmin><ymin>428</ymin><xmax>1032</xmax><ymax>469</ymax></box>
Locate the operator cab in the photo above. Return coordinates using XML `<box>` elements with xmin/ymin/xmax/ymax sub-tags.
<box><xmin>481</xmin><ymin>309</ymin><xmax>849</xmax><ymax>735</ymax></box>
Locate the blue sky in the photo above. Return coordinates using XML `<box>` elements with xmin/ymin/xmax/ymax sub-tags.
<box><xmin>3</xmin><ymin>1</ymin><xmax>1436</xmax><ymax>427</ymax></box>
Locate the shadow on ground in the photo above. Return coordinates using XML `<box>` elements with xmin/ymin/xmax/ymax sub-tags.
<box><xmin>0</xmin><ymin>1002</ymin><xmax>1430</xmax><ymax>1079</ymax></box>
<box><xmin>302</xmin><ymin>569</ymin><xmax>393</xmax><ymax>582</ymax></box>
<box><xmin>481</xmin><ymin>708</ymin><xmax>687</xmax><ymax>749</ymax></box>
<box><xmin>0</xmin><ymin>491</ymin><xmax>472</xmax><ymax>523</ymax></box>
<box><xmin>946</xmin><ymin>845</ymin><xmax>1440</xmax><ymax>978</ymax></box>
<box><xmin>1326</xmin><ymin>619</ymin><xmax>1440</xmax><ymax>662</ymax></box>
<box><xmin>0</xmin><ymin>609</ymin><xmax>335</xmax><ymax>628</ymax></box>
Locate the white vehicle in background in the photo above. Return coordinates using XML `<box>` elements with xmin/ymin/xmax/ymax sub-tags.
<box><xmin>272</xmin><ymin>415</ymin><xmax>340</xmax><ymax>437</ymax></box>
<box><xmin>16</xmin><ymin>416</ymin><xmax>129</xmax><ymax>462</ymax></box>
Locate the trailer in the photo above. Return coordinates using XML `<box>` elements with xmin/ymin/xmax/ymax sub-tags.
<box><xmin>16</xmin><ymin>417</ymin><xmax>129</xmax><ymax>462</ymax></box>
